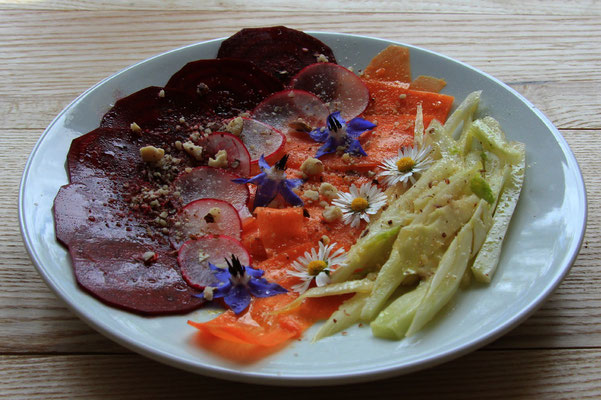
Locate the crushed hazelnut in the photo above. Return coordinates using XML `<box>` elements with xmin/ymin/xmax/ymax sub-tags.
<box><xmin>225</xmin><ymin>116</ymin><xmax>244</xmax><ymax>136</ymax></box>
<box><xmin>202</xmin><ymin>286</ymin><xmax>214</xmax><ymax>301</ymax></box>
<box><xmin>316</xmin><ymin>53</ymin><xmax>329</xmax><ymax>63</ymax></box>
<box><xmin>303</xmin><ymin>189</ymin><xmax>319</xmax><ymax>202</ymax></box>
<box><xmin>300</xmin><ymin>157</ymin><xmax>324</xmax><ymax>177</ymax></box>
<box><xmin>208</xmin><ymin>149</ymin><xmax>228</xmax><ymax>168</ymax></box>
<box><xmin>140</xmin><ymin>145</ymin><xmax>165</xmax><ymax>163</ymax></box>
<box><xmin>130</xmin><ymin>122</ymin><xmax>142</xmax><ymax>133</ymax></box>
<box><xmin>142</xmin><ymin>251</ymin><xmax>156</xmax><ymax>263</ymax></box>
<box><xmin>182</xmin><ymin>141</ymin><xmax>203</xmax><ymax>161</ymax></box>
<box><xmin>320</xmin><ymin>235</ymin><xmax>331</xmax><ymax>245</ymax></box>
<box><xmin>319</xmin><ymin>182</ymin><xmax>338</xmax><ymax>200</ymax></box>
<box><xmin>322</xmin><ymin>205</ymin><xmax>342</xmax><ymax>222</ymax></box>
<box><xmin>158</xmin><ymin>89</ymin><xmax>165</xmax><ymax>98</ymax></box>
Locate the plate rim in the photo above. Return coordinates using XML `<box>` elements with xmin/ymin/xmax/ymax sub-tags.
<box><xmin>18</xmin><ymin>31</ymin><xmax>587</xmax><ymax>386</ymax></box>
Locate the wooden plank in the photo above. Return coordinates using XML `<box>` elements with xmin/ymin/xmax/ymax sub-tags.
<box><xmin>1</xmin><ymin>350</ymin><xmax>601</xmax><ymax>398</ymax></box>
<box><xmin>1</xmin><ymin>0</ymin><xmax>600</xmax><ymax>16</ymax></box>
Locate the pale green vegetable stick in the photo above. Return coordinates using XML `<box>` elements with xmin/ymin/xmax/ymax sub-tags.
<box><xmin>313</xmin><ymin>293</ymin><xmax>369</xmax><ymax>342</ymax></box>
<box><xmin>406</xmin><ymin>220</ymin><xmax>474</xmax><ymax>336</ymax></box>
<box><xmin>472</xmin><ymin>143</ymin><xmax>526</xmax><ymax>283</ymax></box>
<box><xmin>371</xmin><ymin>281</ymin><xmax>430</xmax><ymax>340</ymax></box>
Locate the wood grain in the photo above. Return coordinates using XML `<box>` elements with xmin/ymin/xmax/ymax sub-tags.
<box><xmin>1</xmin><ymin>350</ymin><xmax>601</xmax><ymax>398</ymax></box>
<box><xmin>1</xmin><ymin>0</ymin><xmax>600</xmax><ymax>15</ymax></box>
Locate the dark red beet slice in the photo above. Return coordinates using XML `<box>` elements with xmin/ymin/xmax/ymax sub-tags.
<box><xmin>178</xmin><ymin>235</ymin><xmax>251</xmax><ymax>290</ymax></box>
<box><xmin>217</xmin><ymin>26</ymin><xmax>337</xmax><ymax>84</ymax></box>
<box><xmin>170</xmin><ymin>198</ymin><xmax>242</xmax><ymax>249</ymax></box>
<box><xmin>203</xmin><ymin>132</ymin><xmax>251</xmax><ymax>177</ymax></box>
<box><xmin>69</xmin><ymin>238</ymin><xmax>203</xmax><ymax>314</ymax></box>
<box><xmin>252</xmin><ymin>89</ymin><xmax>329</xmax><ymax>136</ymax></box>
<box><xmin>290</xmin><ymin>63</ymin><xmax>370</xmax><ymax>120</ymax></box>
<box><xmin>165</xmin><ymin>58</ymin><xmax>283</xmax><ymax>118</ymax></box>
<box><xmin>100</xmin><ymin>86</ymin><xmax>216</xmax><ymax>131</ymax></box>
<box><xmin>173</xmin><ymin>166</ymin><xmax>251</xmax><ymax>219</ymax></box>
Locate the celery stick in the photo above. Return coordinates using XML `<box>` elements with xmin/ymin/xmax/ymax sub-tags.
<box><xmin>472</xmin><ymin>144</ymin><xmax>526</xmax><ymax>283</ymax></box>
<box><xmin>444</xmin><ymin>91</ymin><xmax>481</xmax><ymax>139</ymax></box>
<box><xmin>406</xmin><ymin>221</ymin><xmax>473</xmax><ymax>336</ymax></box>
<box><xmin>371</xmin><ymin>281</ymin><xmax>429</xmax><ymax>340</ymax></box>
<box><xmin>312</xmin><ymin>293</ymin><xmax>369</xmax><ymax>342</ymax></box>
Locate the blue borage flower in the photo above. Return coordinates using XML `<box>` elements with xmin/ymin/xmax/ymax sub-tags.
<box><xmin>193</xmin><ymin>255</ymin><xmax>287</xmax><ymax>315</ymax></box>
<box><xmin>233</xmin><ymin>154</ymin><xmax>303</xmax><ymax>209</ymax></box>
<box><xmin>308</xmin><ymin>111</ymin><xmax>376</xmax><ymax>158</ymax></box>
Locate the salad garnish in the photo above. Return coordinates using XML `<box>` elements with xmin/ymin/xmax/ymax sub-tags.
<box><xmin>233</xmin><ymin>154</ymin><xmax>303</xmax><ymax>208</ymax></box>
<box><xmin>378</xmin><ymin>145</ymin><xmax>433</xmax><ymax>187</ymax></box>
<box><xmin>332</xmin><ymin>182</ymin><xmax>387</xmax><ymax>228</ymax></box>
<box><xmin>193</xmin><ymin>255</ymin><xmax>287</xmax><ymax>314</ymax></box>
<box><xmin>287</xmin><ymin>241</ymin><xmax>347</xmax><ymax>293</ymax></box>
<box><xmin>308</xmin><ymin>111</ymin><xmax>376</xmax><ymax>158</ymax></box>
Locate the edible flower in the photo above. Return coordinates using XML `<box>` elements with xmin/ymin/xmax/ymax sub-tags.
<box><xmin>194</xmin><ymin>255</ymin><xmax>287</xmax><ymax>315</ymax></box>
<box><xmin>308</xmin><ymin>111</ymin><xmax>376</xmax><ymax>158</ymax></box>
<box><xmin>287</xmin><ymin>241</ymin><xmax>346</xmax><ymax>293</ymax></box>
<box><xmin>378</xmin><ymin>145</ymin><xmax>433</xmax><ymax>187</ymax></box>
<box><xmin>332</xmin><ymin>182</ymin><xmax>387</xmax><ymax>228</ymax></box>
<box><xmin>233</xmin><ymin>154</ymin><xmax>303</xmax><ymax>208</ymax></box>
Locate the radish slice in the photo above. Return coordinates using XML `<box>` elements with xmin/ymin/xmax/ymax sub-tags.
<box><xmin>252</xmin><ymin>89</ymin><xmax>329</xmax><ymax>136</ymax></box>
<box><xmin>290</xmin><ymin>63</ymin><xmax>370</xmax><ymax>120</ymax></box>
<box><xmin>170</xmin><ymin>198</ymin><xmax>242</xmax><ymax>249</ymax></box>
<box><xmin>178</xmin><ymin>235</ymin><xmax>251</xmax><ymax>290</ymax></box>
<box><xmin>173</xmin><ymin>166</ymin><xmax>251</xmax><ymax>219</ymax></box>
<box><xmin>224</xmin><ymin>117</ymin><xmax>286</xmax><ymax>171</ymax></box>
<box><xmin>204</xmin><ymin>132</ymin><xmax>251</xmax><ymax>177</ymax></box>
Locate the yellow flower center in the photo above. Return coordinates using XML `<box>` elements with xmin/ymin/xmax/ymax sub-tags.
<box><xmin>307</xmin><ymin>260</ymin><xmax>328</xmax><ymax>276</ymax></box>
<box><xmin>396</xmin><ymin>156</ymin><xmax>415</xmax><ymax>172</ymax></box>
<box><xmin>350</xmin><ymin>197</ymin><xmax>369</xmax><ymax>212</ymax></box>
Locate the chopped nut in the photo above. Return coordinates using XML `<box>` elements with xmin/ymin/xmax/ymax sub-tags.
<box><xmin>319</xmin><ymin>182</ymin><xmax>338</xmax><ymax>200</ymax></box>
<box><xmin>208</xmin><ymin>207</ymin><xmax>221</xmax><ymax>221</ymax></box>
<box><xmin>316</xmin><ymin>53</ymin><xmax>329</xmax><ymax>63</ymax></box>
<box><xmin>179</xmin><ymin>117</ymin><xmax>186</xmax><ymax>124</ymax></box>
<box><xmin>130</xmin><ymin>122</ymin><xmax>142</xmax><ymax>133</ymax></box>
<box><xmin>174</xmin><ymin>140</ymin><xmax>183</xmax><ymax>151</ymax></box>
<box><xmin>320</xmin><ymin>235</ymin><xmax>331</xmax><ymax>245</ymax></box>
<box><xmin>322</xmin><ymin>205</ymin><xmax>342</xmax><ymax>222</ymax></box>
<box><xmin>158</xmin><ymin>89</ymin><xmax>165</xmax><ymax>98</ymax></box>
<box><xmin>203</xmin><ymin>286</ymin><xmax>214</xmax><ymax>301</ymax></box>
<box><xmin>303</xmin><ymin>189</ymin><xmax>319</xmax><ymax>202</ymax></box>
<box><xmin>182</xmin><ymin>141</ymin><xmax>203</xmax><ymax>161</ymax></box>
<box><xmin>208</xmin><ymin>149</ymin><xmax>228</xmax><ymax>168</ymax></box>
<box><xmin>341</xmin><ymin>153</ymin><xmax>352</xmax><ymax>163</ymax></box>
<box><xmin>142</xmin><ymin>251</ymin><xmax>156</xmax><ymax>263</ymax></box>
<box><xmin>140</xmin><ymin>145</ymin><xmax>165</xmax><ymax>163</ymax></box>
<box><xmin>300</xmin><ymin>157</ymin><xmax>324</xmax><ymax>177</ymax></box>
<box><xmin>225</xmin><ymin>116</ymin><xmax>244</xmax><ymax>136</ymax></box>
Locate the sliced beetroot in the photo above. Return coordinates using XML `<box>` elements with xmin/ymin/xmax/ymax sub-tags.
<box><xmin>100</xmin><ymin>86</ymin><xmax>215</xmax><ymax>131</ymax></box>
<box><xmin>178</xmin><ymin>235</ymin><xmax>251</xmax><ymax>289</ymax></box>
<box><xmin>252</xmin><ymin>89</ymin><xmax>329</xmax><ymax>136</ymax></box>
<box><xmin>217</xmin><ymin>26</ymin><xmax>337</xmax><ymax>84</ymax></box>
<box><xmin>173</xmin><ymin>166</ymin><xmax>251</xmax><ymax>219</ymax></box>
<box><xmin>165</xmin><ymin>58</ymin><xmax>283</xmax><ymax>117</ymax></box>
<box><xmin>203</xmin><ymin>132</ymin><xmax>251</xmax><ymax>177</ymax></box>
<box><xmin>69</xmin><ymin>238</ymin><xmax>203</xmax><ymax>315</ymax></box>
<box><xmin>170</xmin><ymin>198</ymin><xmax>242</xmax><ymax>249</ymax></box>
<box><xmin>290</xmin><ymin>63</ymin><xmax>370</xmax><ymax>120</ymax></box>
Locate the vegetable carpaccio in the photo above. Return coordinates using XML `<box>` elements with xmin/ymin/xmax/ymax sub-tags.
<box><xmin>54</xmin><ymin>27</ymin><xmax>454</xmax><ymax>332</ymax></box>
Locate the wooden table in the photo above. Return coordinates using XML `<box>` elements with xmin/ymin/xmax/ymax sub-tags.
<box><xmin>2</xmin><ymin>1</ymin><xmax>600</xmax><ymax>398</ymax></box>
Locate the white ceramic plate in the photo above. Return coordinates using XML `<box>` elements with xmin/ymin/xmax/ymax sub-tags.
<box><xmin>19</xmin><ymin>32</ymin><xmax>586</xmax><ymax>386</ymax></box>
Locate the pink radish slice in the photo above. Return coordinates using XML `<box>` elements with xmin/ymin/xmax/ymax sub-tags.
<box><xmin>170</xmin><ymin>198</ymin><xmax>242</xmax><ymax>249</ymax></box>
<box><xmin>290</xmin><ymin>63</ymin><xmax>370</xmax><ymax>120</ymax></box>
<box><xmin>204</xmin><ymin>132</ymin><xmax>251</xmax><ymax>177</ymax></box>
<box><xmin>225</xmin><ymin>117</ymin><xmax>286</xmax><ymax>168</ymax></box>
<box><xmin>178</xmin><ymin>235</ymin><xmax>251</xmax><ymax>290</ymax></box>
<box><xmin>173</xmin><ymin>166</ymin><xmax>251</xmax><ymax>219</ymax></box>
<box><xmin>252</xmin><ymin>89</ymin><xmax>329</xmax><ymax>136</ymax></box>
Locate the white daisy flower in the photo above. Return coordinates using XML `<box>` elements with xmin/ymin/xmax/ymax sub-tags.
<box><xmin>287</xmin><ymin>241</ymin><xmax>346</xmax><ymax>293</ymax></box>
<box><xmin>332</xmin><ymin>182</ymin><xmax>388</xmax><ymax>228</ymax></box>
<box><xmin>378</xmin><ymin>145</ymin><xmax>433</xmax><ymax>187</ymax></box>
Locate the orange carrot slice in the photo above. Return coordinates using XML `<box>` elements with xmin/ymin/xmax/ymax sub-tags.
<box><xmin>410</xmin><ymin>75</ymin><xmax>447</xmax><ymax>93</ymax></box>
<box><xmin>363</xmin><ymin>45</ymin><xmax>411</xmax><ymax>82</ymax></box>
